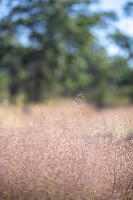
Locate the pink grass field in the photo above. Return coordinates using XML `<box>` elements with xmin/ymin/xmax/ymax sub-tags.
<box><xmin>0</xmin><ymin>99</ymin><xmax>133</xmax><ymax>200</ymax></box>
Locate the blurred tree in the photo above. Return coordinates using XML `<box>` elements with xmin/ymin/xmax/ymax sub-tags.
<box><xmin>109</xmin><ymin>1</ymin><xmax>133</xmax><ymax>102</ymax></box>
<box><xmin>0</xmin><ymin>0</ymin><xmax>118</xmax><ymax>103</ymax></box>
<box><xmin>110</xmin><ymin>31</ymin><xmax>133</xmax><ymax>60</ymax></box>
<box><xmin>124</xmin><ymin>1</ymin><xmax>133</xmax><ymax>16</ymax></box>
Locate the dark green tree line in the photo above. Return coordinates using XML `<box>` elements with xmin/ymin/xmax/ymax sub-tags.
<box><xmin>0</xmin><ymin>0</ymin><xmax>131</xmax><ymax>105</ymax></box>
<box><xmin>110</xmin><ymin>1</ymin><xmax>133</xmax><ymax>102</ymax></box>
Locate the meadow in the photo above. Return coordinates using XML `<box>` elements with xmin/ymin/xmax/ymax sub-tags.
<box><xmin>0</xmin><ymin>99</ymin><xmax>133</xmax><ymax>200</ymax></box>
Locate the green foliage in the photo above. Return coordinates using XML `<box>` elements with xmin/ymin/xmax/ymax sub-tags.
<box><xmin>110</xmin><ymin>30</ymin><xmax>133</xmax><ymax>59</ymax></box>
<box><xmin>109</xmin><ymin>1</ymin><xmax>133</xmax><ymax>103</ymax></box>
<box><xmin>0</xmin><ymin>0</ymin><xmax>132</xmax><ymax>105</ymax></box>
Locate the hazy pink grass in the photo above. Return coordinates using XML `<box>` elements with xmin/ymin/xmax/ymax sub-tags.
<box><xmin>0</xmin><ymin>100</ymin><xmax>133</xmax><ymax>200</ymax></box>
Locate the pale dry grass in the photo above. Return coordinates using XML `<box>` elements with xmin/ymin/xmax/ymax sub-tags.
<box><xmin>0</xmin><ymin>99</ymin><xmax>133</xmax><ymax>199</ymax></box>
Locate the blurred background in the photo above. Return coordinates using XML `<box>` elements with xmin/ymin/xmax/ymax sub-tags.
<box><xmin>0</xmin><ymin>0</ymin><xmax>133</xmax><ymax>107</ymax></box>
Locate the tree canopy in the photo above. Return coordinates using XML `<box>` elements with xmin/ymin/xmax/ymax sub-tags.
<box><xmin>0</xmin><ymin>0</ymin><xmax>132</xmax><ymax>106</ymax></box>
